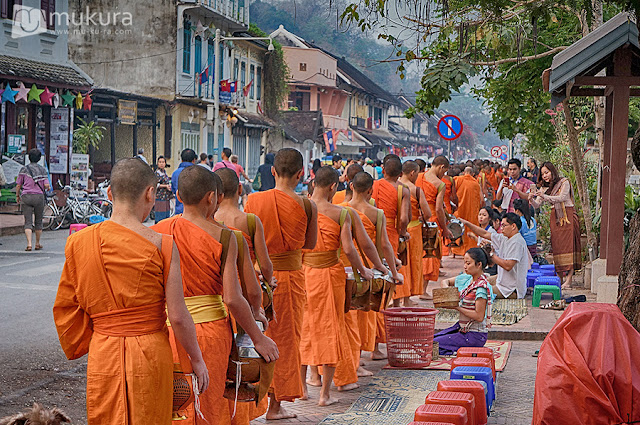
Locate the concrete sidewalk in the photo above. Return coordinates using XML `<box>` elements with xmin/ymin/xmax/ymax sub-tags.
<box><xmin>0</xmin><ymin>213</ymin><xmax>25</xmax><ymax>236</ymax></box>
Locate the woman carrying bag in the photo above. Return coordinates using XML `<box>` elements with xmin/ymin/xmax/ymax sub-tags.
<box><xmin>15</xmin><ymin>149</ymin><xmax>51</xmax><ymax>251</ymax></box>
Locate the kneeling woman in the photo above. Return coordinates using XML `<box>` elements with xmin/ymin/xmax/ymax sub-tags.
<box><xmin>433</xmin><ymin>248</ymin><xmax>493</xmax><ymax>355</ymax></box>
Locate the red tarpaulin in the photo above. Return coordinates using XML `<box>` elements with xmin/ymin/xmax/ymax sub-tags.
<box><xmin>533</xmin><ymin>303</ymin><xmax>640</xmax><ymax>424</ymax></box>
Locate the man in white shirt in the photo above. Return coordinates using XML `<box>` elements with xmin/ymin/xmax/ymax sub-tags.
<box><xmin>460</xmin><ymin>212</ymin><xmax>531</xmax><ymax>299</ymax></box>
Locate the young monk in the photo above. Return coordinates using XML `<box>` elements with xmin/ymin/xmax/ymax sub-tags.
<box><xmin>300</xmin><ymin>166</ymin><xmax>374</xmax><ymax>405</ymax></box>
<box><xmin>332</xmin><ymin>163</ymin><xmax>364</xmax><ymax>204</ymax></box>
<box><xmin>372</xmin><ymin>154</ymin><xmax>411</xmax><ymax>307</ymax></box>
<box><xmin>399</xmin><ymin>161</ymin><xmax>432</xmax><ymax>297</ymax></box>
<box><xmin>452</xmin><ymin>167</ymin><xmax>483</xmax><ymax>256</ymax></box>
<box><xmin>244</xmin><ymin>148</ymin><xmax>318</xmax><ymax>420</ymax></box>
<box><xmin>152</xmin><ymin>166</ymin><xmax>278</xmax><ymax>425</ymax></box>
<box><xmin>53</xmin><ymin>158</ymin><xmax>209</xmax><ymax>425</ymax></box>
<box><xmin>348</xmin><ymin>171</ymin><xmax>404</xmax><ymax>366</ymax></box>
<box><xmin>420</xmin><ymin>156</ymin><xmax>454</xmax><ymax>300</ymax></box>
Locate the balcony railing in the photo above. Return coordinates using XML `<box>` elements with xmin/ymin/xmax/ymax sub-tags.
<box><xmin>324</xmin><ymin>115</ymin><xmax>348</xmax><ymax>131</ymax></box>
<box><xmin>194</xmin><ymin>0</ymin><xmax>248</xmax><ymax>25</ymax></box>
<box><xmin>350</xmin><ymin>117</ymin><xmax>366</xmax><ymax>129</ymax></box>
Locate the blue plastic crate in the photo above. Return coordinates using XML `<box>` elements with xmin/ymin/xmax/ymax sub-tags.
<box><xmin>534</xmin><ymin>275</ymin><xmax>561</xmax><ymax>288</ymax></box>
<box><xmin>527</xmin><ymin>270</ymin><xmax>542</xmax><ymax>288</ymax></box>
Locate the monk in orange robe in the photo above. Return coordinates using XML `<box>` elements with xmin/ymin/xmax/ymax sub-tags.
<box><xmin>419</xmin><ymin>156</ymin><xmax>454</xmax><ymax>300</ymax></box>
<box><xmin>300</xmin><ymin>166</ymin><xmax>374</xmax><ymax>406</ymax></box>
<box><xmin>372</xmin><ymin>154</ymin><xmax>411</xmax><ymax>307</ymax></box>
<box><xmin>485</xmin><ymin>162</ymin><xmax>499</xmax><ymax>193</ymax></box>
<box><xmin>53</xmin><ymin>158</ymin><xmax>209</xmax><ymax>425</ymax></box>
<box><xmin>244</xmin><ymin>148</ymin><xmax>318</xmax><ymax>420</ymax></box>
<box><xmin>332</xmin><ymin>163</ymin><xmax>364</xmax><ymax>204</ymax></box>
<box><xmin>452</xmin><ymin>167</ymin><xmax>483</xmax><ymax>256</ymax></box>
<box><xmin>440</xmin><ymin>174</ymin><xmax>458</xmax><ymax>256</ymax></box>
<box><xmin>153</xmin><ymin>166</ymin><xmax>278</xmax><ymax>425</ymax></box>
<box><xmin>213</xmin><ymin>168</ymin><xmax>277</xmax><ymax>424</ymax></box>
<box><xmin>348</xmin><ymin>171</ymin><xmax>403</xmax><ymax>363</ymax></box>
<box><xmin>399</xmin><ymin>161</ymin><xmax>432</xmax><ymax>297</ymax></box>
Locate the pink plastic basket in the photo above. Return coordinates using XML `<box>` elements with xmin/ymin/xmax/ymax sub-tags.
<box><xmin>382</xmin><ymin>307</ymin><xmax>438</xmax><ymax>368</ymax></box>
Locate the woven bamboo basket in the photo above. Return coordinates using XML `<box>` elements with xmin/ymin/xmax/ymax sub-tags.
<box><xmin>432</xmin><ymin>287</ymin><xmax>460</xmax><ymax>309</ymax></box>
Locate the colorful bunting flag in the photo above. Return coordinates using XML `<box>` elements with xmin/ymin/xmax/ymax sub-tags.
<box><xmin>61</xmin><ymin>90</ymin><xmax>75</xmax><ymax>107</ymax></box>
<box><xmin>199</xmin><ymin>66</ymin><xmax>209</xmax><ymax>84</ymax></box>
<box><xmin>27</xmin><ymin>84</ymin><xmax>44</xmax><ymax>103</ymax></box>
<box><xmin>220</xmin><ymin>80</ymin><xmax>231</xmax><ymax>92</ymax></box>
<box><xmin>15</xmin><ymin>82</ymin><xmax>29</xmax><ymax>102</ymax></box>
<box><xmin>1</xmin><ymin>85</ymin><xmax>18</xmax><ymax>104</ymax></box>
<box><xmin>83</xmin><ymin>94</ymin><xmax>92</xmax><ymax>110</ymax></box>
<box><xmin>75</xmin><ymin>92</ymin><xmax>83</xmax><ymax>109</ymax></box>
<box><xmin>243</xmin><ymin>79</ymin><xmax>253</xmax><ymax>97</ymax></box>
<box><xmin>229</xmin><ymin>81</ymin><xmax>237</xmax><ymax>93</ymax></box>
<box><xmin>40</xmin><ymin>87</ymin><xmax>54</xmax><ymax>105</ymax></box>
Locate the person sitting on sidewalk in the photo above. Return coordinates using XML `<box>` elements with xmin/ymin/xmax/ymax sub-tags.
<box><xmin>433</xmin><ymin>248</ymin><xmax>494</xmax><ymax>355</ymax></box>
<box><xmin>460</xmin><ymin>213</ymin><xmax>531</xmax><ymax>299</ymax></box>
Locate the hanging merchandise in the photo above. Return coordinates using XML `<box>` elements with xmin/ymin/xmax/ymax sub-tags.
<box><xmin>75</xmin><ymin>92</ymin><xmax>83</xmax><ymax>109</ymax></box>
<box><xmin>40</xmin><ymin>87</ymin><xmax>54</xmax><ymax>105</ymax></box>
<box><xmin>27</xmin><ymin>84</ymin><xmax>44</xmax><ymax>103</ymax></box>
<box><xmin>15</xmin><ymin>82</ymin><xmax>29</xmax><ymax>102</ymax></box>
<box><xmin>83</xmin><ymin>94</ymin><xmax>92</xmax><ymax>110</ymax></box>
<box><xmin>52</xmin><ymin>92</ymin><xmax>60</xmax><ymax>108</ymax></box>
<box><xmin>61</xmin><ymin>90</ymin><xmax>75</xmax><ymax>107</ymax></box>
<box><xmin>1</xmin><ymin>85</ymin><xmax>18</xmax><ymax>104</ymax></box>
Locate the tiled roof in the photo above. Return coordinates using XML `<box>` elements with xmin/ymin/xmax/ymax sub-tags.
<box><xmin>0</xmin><ymin>55</ymin><xmax>91</xmax><ymax>87</ymax></box>
<box><xmin>279</xmin><ymin>110</ymin><xmax>325</xmax><ymax>143</ymax></box>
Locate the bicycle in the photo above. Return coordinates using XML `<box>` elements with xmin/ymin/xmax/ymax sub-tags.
<box><xmin>89</xmin><ymin>180</ymin><xmax>112</xmax><ymax>219</ymax></box>
<box><xmin>43</xmin><ymin>182</ymin><xmax>100</xmax><ymax>230</ymax></box>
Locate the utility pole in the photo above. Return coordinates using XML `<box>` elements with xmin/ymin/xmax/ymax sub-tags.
<box><xmin>213</xmin><ymin>28</ymin><xmax>221</xmax><ymax>159</ymax></box>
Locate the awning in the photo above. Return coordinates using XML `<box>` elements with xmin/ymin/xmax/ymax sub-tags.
<box><xmin>0</xmin><ymin>55</ymin><xmax>92</xmax><ymax>88</ymax></box>
<box><xmin>336</xmin><ymin>130</ymin><xmax>371</xmax><ymax>147</ymax></box>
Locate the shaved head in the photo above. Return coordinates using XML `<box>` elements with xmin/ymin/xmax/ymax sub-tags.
<box><xmin>345</xmin><ymin>163</ymin><xmax>364</xmax><ymax>181</ymax></box>
<box><xmin>178</xmin><ymin>165</ymin><xmax>220</xmax><ymax>205</ymax></box>
<box><xmin>110</xmin><ymin>158</ymin><xmax>157</xmax><ymax>203</ymax></box>
<box><xmin>352</xmin><ymin>171</ymin><xmax>374</xmax><ymax>193</ymax></box>
<box><xmin>415</xmin><ymin>158</ymin><xmax>427</xmax><ymax>172</ymax></box>
<box><xmin>464</xmin><ymin>166</ymin><xmax>474</xmax><ymax>175</ymax></box>
<box><xmin>314</xmin><ymin>166</ymin><xmax>339</xmax><ymax>188</ymax></box>
<box><xmin>431</xmin><ymin>155</ymin><xmax>450</xmax><ymax>168</ymax></box>
<box><xmin>383</xmin><ymin>155</ymin><xmax>402</xmax><ymax>178</ymax></box>
<box><xmin>274</xmin><ymin>148</ymin><xmax>303</xmax><ymax>178</ymax></box>
<box><xmin>215</xmin><ymin>167</ymin><xmax>240</xmax><ymax>199</ymax></box>
<box><xmin>402</xmin><ymin>160</ymin><xmax>419</xmax><ymax>175</ymax></box>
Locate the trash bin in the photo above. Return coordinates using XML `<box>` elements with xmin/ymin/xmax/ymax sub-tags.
<box><xmin>382</xmin><ymin>307</ymin><xmax>438</xmax><ymax>368</ymax></box>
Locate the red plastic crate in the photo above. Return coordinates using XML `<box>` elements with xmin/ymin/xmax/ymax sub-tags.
<box><xmin>425</xmin><ymin>391</ymin><xmax>476</xmax><ymax>425</ymax></box>
<box><xmin>437</xmin><ymin>380</ymin><xmax>487</xmax><ymax>425</ymax></box>
<box><xmin>456</xmin><ymin>347</ymin><xmax>496</xmax><ymax>377</ymax></box>
<box><xmin>414</xmin><ymin>404</ymin><xmax>468</xmax><ymax>425</ymax></box>
<box><xmin>382</xmin><ymin>307</ymin><xmax>438</xmax><ymax>368</ymax></box>
<box><xmin>450</xmin><ymin>356</ymin><xmax>495</xmax><ymax>380</ymax></box>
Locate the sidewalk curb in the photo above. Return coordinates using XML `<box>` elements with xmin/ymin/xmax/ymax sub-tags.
<box><xmin>0</xmin><ymin>226</ymin><xmax>24</xmax><ymax>236</ymax></box>
<box><xmin>435</xmin><ymin>325</ymin><xmax>548</xmax><ymax>341</ymax></box>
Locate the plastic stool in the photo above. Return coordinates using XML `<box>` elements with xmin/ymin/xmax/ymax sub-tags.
<box><xmin>452</xmin><ymin>352</ymin><xmax>495</xmax><ymax>380</ymax></box>
<box><xmin>415</xmin><ymin>404</ymin><xmax>468</xmax><ymax>425</ymax></box>
<box><xmin>539</xmin><ymin>264</ymin><xmax>556</xmax><ymax>276</ymax></box>
<box><xmin>530</xmin><ymin>262</ymin><xmax>540</xmax><ymax>269</ymax></box>
<box><xmin>526</xmin><ymin>270</ymin><xmax>542</xmax><ymax>288</ymax></box>
<box><xmin>456</xmin><ymin>347</ymin><xmax>496</xmax><ymax>378</ymax></box>
<box><xmin>69</xmin><ymin>223</ymin><xmax>88</xmax><ymax>235</ymax></box>
<box><xmin>532</xmin><ymin>285</ymin><xmax>561</xmax><ymax>307</ymax></box>
<box><xmin>450</xmin><ymin>366</ymin><xmax>494</xmax><ymax>413</ymax></box>
<box><xmin>426</xmin><ymin>391</ymin><xmax>476</xmax><ymax>425</ymax></box>
<box><xmin>534</xmin><ymin>276</ymin><xmax>561</xmax><ymax>288</ymax></box>
<box><xmin>437</xmin><ymin>380</ymin><xmax>487</xmax><ymax>425</ymax></box>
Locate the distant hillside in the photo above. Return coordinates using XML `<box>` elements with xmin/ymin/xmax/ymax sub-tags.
<box><xmin>250</xmin><ymin>0</ymin><xmax>420</xmax><ymax>97</ymax></box>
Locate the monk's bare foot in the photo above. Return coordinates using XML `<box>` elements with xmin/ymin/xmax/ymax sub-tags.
<box><xmin>419</xmin><ymin>293</ymin><xmax>433</xmax><ymax>301</ymax></box>
<box><xmin>403</xmin><ymin>298</ymin><xmax>415</xmax><ymax>307</ymax></box>
<box><xmin>300</xmin><ymin>387</ymin><xmax>309</xmax><ymax>400</ymax></box>
<box><xmin>359</xmin><ymin>359</ymin><xmax>365</xmax><ymax>366</ymax></box>
<box><xmin>357</xmin><ymin>366</ymin><xmax>374</xmax><ymax>377</ymax></box>
<box><xmin>372</xmin><ymin>349</ymin><xmax>387</xmax><ymax>360</ymax></box>
<box><xmin>337</xmin><ymin>383</ymin><xmax>359</xmax><ymax>391</ymax></box>
<box><xmin>439</xmin><ymin>270</ymin><xmax>447</xmax><ymax>276</ymax></box>
<box><xmin>318</xmin><ymin>396</ymin><xmax>339</xmax><ymax>406</ymax></box>
<box><xmin>266</xmin><ymin>405</ymin><xmax>297</xmax><ymax>420</ymax></box>
<box><xmin>306</xmin><ymin>377</ymin><xmax>322</xmax><ymax>387</ymax></box>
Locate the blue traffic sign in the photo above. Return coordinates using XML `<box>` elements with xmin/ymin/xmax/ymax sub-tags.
<box><xmin>499</xmin><ymin>153</ymin><xmax>508</xmax><ymax>161</ymax></box>
<box><xmin>437</xmin><ymin>115</ymin><xmax>463</xmax><ymax>140</ymax></box>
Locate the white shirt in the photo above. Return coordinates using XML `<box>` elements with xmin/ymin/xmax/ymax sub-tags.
<box><xmin>490</xmin><ymin>232</ymin><xmax>530</xmax><ymax>298</ymax></box>
<box><xmin>478</xmin><ymin>226</ymin><xmax>499</xmax><ymax>257</ymax></box>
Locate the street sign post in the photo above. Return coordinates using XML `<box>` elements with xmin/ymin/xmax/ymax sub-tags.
<box><xmin>437</xmin><ymin>115</ymin><xmax>463</xmax><ymax>141</ymax></box>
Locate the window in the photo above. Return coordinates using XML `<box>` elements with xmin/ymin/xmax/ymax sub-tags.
<box><xmin>194</xmin><ymin>36</ymin><xmax>202</xmax><ymax>73</ymax></box>
<box><xmin>233</xmin><ymin>58</ymin><xmax>239</xmax><ymax>82</ymax></box>
<box><xmin>250</xmin><ymin>64</ymin><xmax>255</xmax><ymax>99</ymax></box>
<box><xmin>256</xmin><ymin>66</ymin><xmax>262</xmax><ymax>101</ymax></box>
<box><xmin>240</xmin><ymin>61</ymin><xmax>246</xmax><ymax>93</ymax></box>
<box><xmin>299</xmin><ymin>63</ymin><xmax>307</xmax><ymax>72</ymax></box>
<box><xmin>182</xmin><ymin>20</ymin><xmax>191</xmax><ymax>73</ymax></box>
<box><xmin>207</xmin><ymin>39</ymin><xmax>215</xmax><ymax>72</ymax></box>
<box><xmin>288</xmin><ymin>91</ymin><xmax>310</xmax><ymax>111</ymax></box>
<box><xmin>0</xmin><ymin>0</ymin><xmax>18</xmax><ymax>20</ymax></box>
<box><xmin>41</xmin><ymin>0</ymin><xmax>55</xmax><ymax>30</ymax></box>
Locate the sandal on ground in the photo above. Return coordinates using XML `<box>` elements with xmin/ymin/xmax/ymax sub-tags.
<box><xmin>35</xmin><ymin>244</ymin><xmax>43</xmax><ymax>250</ymax></box>
<box><xmin>565</xmin><ymin>295</ymin><xmax>586</xmax><ymax>303</ymax></box>
<box><xmin>532</xmin><ymin>350</ymin><xmax>539</xmax><ymax>357</ymax></box>
<box><xmin>25</xmin><ymin>246</ymin><xmax>32</xmax><ymax>251</ymax></box>
<box><xmin>541</xmin><ymin>299</ymin><xmax>566</xmax><ymax>310</ymax></box>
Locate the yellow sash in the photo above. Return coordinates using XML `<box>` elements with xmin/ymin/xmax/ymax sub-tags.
<box><xmin>270</xmin><ymin>249</ymin><xmax>303</xmax><ymax>271</ymax></box>
<box><xmin>408</xmin><ymin>219</ymin><xmax>422</xmax><ymax>228</ymax></box>
<box><xmin>167</xmin><ymin>295</ymin><xmax>227</xmax><ymax>326</ymax></box>
<box><xmin>302</xmin><ymin>250</ymin><xmax>340</xmax><ymax>268</ymax></box>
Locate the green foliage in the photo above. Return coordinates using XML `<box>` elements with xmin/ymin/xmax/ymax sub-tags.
<box><xmin>625</xmin><ymin>185</ymin><xmax>640</xmax><ymax>250</ymax></box>
<box><xmin>248</xmin><ymin>23</ymin><xmax>289</xmax><ymax>117</ymax></box>
<box><xmin>73</xmin><ymin>118</ymin><xmax>105</xmax><ymax>155</ymax></box>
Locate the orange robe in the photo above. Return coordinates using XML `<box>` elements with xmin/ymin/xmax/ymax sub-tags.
<box><xmin>421</xmin><ymin>178</ymin><xmax>445</xmax><ymax>282</ymax></box>
<box><xmin>332</xmin><ymin>190</ymin><xmax>346</xmax><ymax>205</ymax></box>
<box><xmin>244</xmin><ymin>189</ymin><xmax>308</xmax><ymax>402</ymax></box>
<box><xmin>152</xmin><ymin>216</ymin><xmax>233</xmax><ymax>425</ymax></box>
<box><xmin>372</xmin><ymin>179</ymin><xmax>411</xmax><ymax>300</ymax></box>
<box><xmin>300</xmin><ymin>213</ymin><xmax>357</xmax><ymax>386</ymax></box>
<box><xmin>441</xmin><ymin>176</ymin><xmax>454</xmax><ymax>256</ymax></box>
<box><xmin>487</xmin><ymin>168</ymin><xmax>499</xmax><ymax>192</ymax></box>
<box><xmin>408</xmin><ymin>192</ymin><xmax>424</xmax><ymax>296</ymax></box>
<box><xmin>452</xmin><ymin>175</ymin><xmax>482</xmax><ymax>256</ymax></box>
<box><xmin>53</xmin><ymin>221</ymin><xmax>174</xmax><ymax>425</ymax></box>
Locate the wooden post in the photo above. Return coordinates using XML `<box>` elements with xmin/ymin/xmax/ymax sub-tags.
<box><xmin>605</xmin><ymin>47</ymin><xmax>631</xmax><ymax>275</ymax></box>
<box><xmin>601</xmin><ymin>92</ymin><xmax>613</xmax><ymax>259</ymax></box>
